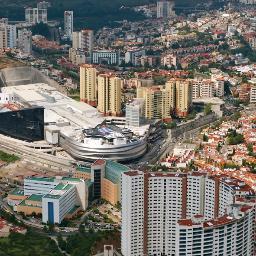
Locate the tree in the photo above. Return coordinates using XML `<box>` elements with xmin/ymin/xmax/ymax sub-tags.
<box><xmin>203</xmin><ymin>134</ymin><xmax>209</xmax><ymax>142</ymax></box>
<box><xmin>204</xmin><ymin>103</ymin><xmax>212</xmax><ymax>116</ymax></box>
<box><xmin>227</xmin><ymin>129</ymin><xmax>244</xmax><ymax>145</ymax></box>
<box><xmin>31</xmin><ymin>22</ymin><xmax>50</xmax><ymax>38</ymax></box>
<box><xmin>153</xmin><ymin>75</ymin><xmax>166</xmax><ymax>85</ymax></box>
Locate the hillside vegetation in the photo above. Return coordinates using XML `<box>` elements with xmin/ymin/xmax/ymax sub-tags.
<box><xmin>0</xmin><ymin>0</ymin><xmax>205</xmax><ymax>29</ymax></box>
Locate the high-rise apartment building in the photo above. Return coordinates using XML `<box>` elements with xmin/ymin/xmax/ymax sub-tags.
<box><xmin>72</xmin><ymin>31</ymin><xmax>81</xmax><ymax>49</ymax></box>
<box><xmin>137</xmin><ymin>79</ymin><xmax>191</xmax><ymax>119</ymax></box>
<box><xmin>0</xmin><ymin>25</ymin><xmax>7</xmax><ymax>49</ymax></box>
<box><xmin>121</xmin><ymin>171</ymin><xmax>256</xmax><ymax>256</ymax></box>
<box><xmin>37</xmin><ymin>1</ymin><xmax>50</xmax><ymax>9</ymax></box>
<box><xmin>80</xmin><ymin>29</ymin><xmax>94</xmax><ymax>52</ymax></box>
<box><xmin>80</xmin><ymin>64</ymin><xmax>97</xmax><ymax>107</ymax></box>
<box><xmin>97</xmin><ymin>74</ymin><xmax>122</xmax><ymax>116</ymax></box>
<box><xmin>126</xmin><ymin>99</ymin><xmax>145</xmax><ymax>127</ymax></box>
<box><xmin>64</xmin><ymin>11</ymin><xmax>73</xmax><ymax>40</ymax></box>
<box><xmin>174</xmin><ymin>79</ymin><xmax>193</xmax><ymax>117</ymax></box>
<box><xmin>17</xmin><ymin>29</ymin><xmax>32</xmax><ymax>54</ymax></box>
<box><xmin>137</xmin><ymin>85</ymin><xmax>175</xmax><ymax>120</ymax></box>
<box><xmin>0</xmin><ymin>21</ymin><xmax>16</xmax><ymax>49</ymax></box>
<box><xmin>25</xmin><ymin>7</ymin><xmax>48</xmax><ymax>24</ymax></box>
<box><xmin>72</xmin><ymin>29</ymin><xmax>94</xmax><ymax>52</ymax></box>
<box><xmin>157</xmin><ymin>0</ymin><xmax>175</xmax><ymax>19</ymax></box>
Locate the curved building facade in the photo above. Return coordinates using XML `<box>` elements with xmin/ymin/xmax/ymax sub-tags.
<box><xmin>121</xmin><ymin>171</ymin><xmax>256</xmax><ymax>256</ymax></box>
<box><xmin>60</xmin><ymin>133</ymin><xmax>147</xmax><ymax>162</ymax></box>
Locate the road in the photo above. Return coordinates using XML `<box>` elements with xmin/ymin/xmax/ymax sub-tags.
<box><xmin>0</xmin><ymin>134</ymin><xmax>73</xmax><ymax>172</ymax></box>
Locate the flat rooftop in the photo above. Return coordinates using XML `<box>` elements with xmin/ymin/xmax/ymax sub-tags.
<box><xmin>2</xmin><ymin>83</ymin><xmax>104</xmax><ymax>133</ymax></box>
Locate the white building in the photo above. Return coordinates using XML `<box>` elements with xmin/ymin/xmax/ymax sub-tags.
<box><xmin>42</xmin><ymin>183</ymin><xmax>77</xmax><ymax>224</ymax></box>
<box><xmin>92</xmin><ymin>50</ymin><xmax>119</xmax><ymax>65</ymax></box>
<box><xmin>121</xmin><ymin>171</ymin><xmax>256</xmax><ymax>256</ymax></box>
<box><xmin>192</xmin><ymin>79</ymin><xmax>224</xmax><ymax>99</ymax></box>
<box><xmin>126</xmin><ymin>99</ymin><xmax>145</xmax><ymax>127</ymax></box>
<box><xmin>24</xmin><ymin>176</ymin><xmax>87</xmax><ymax>224</ymax></box>
<box><xmin>24</xmin><ymin>177</ymin><xmax>59</xmax><ymax>196</ymax></box>
<box><xmin>25</xmin><ymin>7</ymin><xmax>47</xmax><ymax>24</ymax></box>
<box><xmin>64</xmin><ymin>11</ymin><xmax>73</xmax><ymax>40</ymax></box>
<box><xmin>125</xmin><ymin>48</ymin><xmax>146</xmax><ymax>66</ymax></box>
<box><xmin>17</xmin><ymin>29</ymin><xmax>32</xmax><ymax>54</ymax></box>
<box><xmin>0</xmin><ymin>21</ymin><xmax>16</xmax><ymax>49</ymax></box>
<box><xmin>0</xmin><ymin>93</ymin><xmax>15</xmax><ymax>104</ymax></box>
<box><xmin>157</xmin><ymin>0</ymin><xmax>175</xmax><ymax>19</ymax></box>
<box><xmin>250</xmin><ymin>85</ymin><xmax>256</xmax><ymax>103</ymax></box>
<box><xmin>161</xmin><ymin>54</ymin><xmax>177</xmax><ymax>68</ymax></box>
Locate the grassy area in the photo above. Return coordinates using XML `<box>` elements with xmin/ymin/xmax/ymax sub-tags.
<box><xmin>0</xmin><ymin>231</ymin><xmax>62</xmax><ymax>256</ymax></box>
<box><xmin>58</xmin><ymin>230</ymin><xmax>120</xmax><ymax>256</ymax></box>
<box><xmin>0</xmin><ymin>150</ymin><xmax>20</xmax><ymax>163</ymax></box>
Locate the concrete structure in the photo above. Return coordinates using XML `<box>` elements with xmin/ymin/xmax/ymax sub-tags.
<box><xmin>9</xmin><ymin>176</ymin><xmax>87</xmax><ymax>224</ymax></box>
<box><xmin>2</xmin><ymin>82</ymin><xmax>147</xmax><ymax>162</ymax></box>
<box><xmin>250</xmin><ymin>82</ymin><xmax>256</xmax><ymax>103</ymax></box>
<box><xmin>161</xmin><ymin>54</ymin><xmax>177</xmax><ymax>68</ymax></box>
<box><xmin>72</xmin><ymin>31</ymin><xmax>81</xmax><ymax>49</ymax></box>
<box><xmin>64</xmin><ymin>11</ymin><xmax>73</xmax><ymax>40</ymax></box>
<box><xmin>74</xmin><ymin>159</ymin><xmax>130</xmax><ymax>205</ymax></box>
<box><xmin>193</xmin><ymin>97</ymin><xmax>225</xmax><ymax>117</ymax></box>
<box><xmin>126</xmin><ymin>99</ymin><xmax>145</xmax><ymax>127</ymax></box>
<box><xmin>175</xmin><ymin>79</ymin><xmax>192</xmax><ymax>117</ymax></box>
<box><xmin>17</xmin><ymin>29</ymin><xmax>32</xmax><ymax>54</ymax></box>
<box><xmin>97</xmin><ymin>74</ymin><xmax>122</xmax><ymax>116</ymax></box>
<box><xmin>192</xmin><ymin>79</ymin><xmax>224</xmax><ymax>99</ymax></box>
<box><xmin>137</xmin><ymin>85</ymin><xmax>175</xmax><ymax>120</ymax></box>
<box><xmin>81</xmin><ymin>29</ymin><xmax>94</xmax><ymax>52</ymax></box>
<box><xmin>157</xmin><ymin>0</ymin><xmax>175</xmax><ymax>19</ymax></box>
<box><xmin>0</xmin><ymin>20</ymin><xmax>16</xmax><ymax>49</ymax></box>
<box><xmin>25</xmin><ymin>7</ymin><xmax>47</xmax><ymax>24</ymax></box>
<box><xmin>92</xmin><ymin>50</ymin><xmax>119</xmax><ymax>65</ymax></box>
<box><xmin>80</xmin><ymin>64</ymin><xmax>97</xmax><ymax>106</ymax></box>
<box><xmin>121</xmin><ymin>171</ymin><xmax>256</xmax><ymax>256</ymax></box>
<box><xmin>69</xmin><ymin>48</ymin><xmax>86</xmax><ymax>65</ymax></box>
<box><xmin>42</xmin><ymin>183</ymin><xmax>78</xmax><ymax>224</ymax></box>
<box><xmin>125</xmin><ymin>48</ymin><xmax>146</xmax><ymax>66</ymax></box>
<box><xmin>137</xmin><ymin>79</ymin><xmax>192</xmax><ymax>119</ymax></box>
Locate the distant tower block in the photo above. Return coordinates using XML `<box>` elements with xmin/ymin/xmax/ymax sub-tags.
<box><xmin>157</xmin><ymin>0</ymin><xmax>175</xmax><ymax>19</ymax></box>
<box><xmin>104</xmin><ymin>245</ymin><xmax>114</xmax><ymax>256</ymax></box>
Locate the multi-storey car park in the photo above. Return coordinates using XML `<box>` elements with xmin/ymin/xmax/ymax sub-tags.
<box><xmin>0</xmin><ymin>82</ymin><xmax>148</xmax><ymax>162</ymax></box>
<box><xmin>121</xmin><ymin>171</ymin><xmax>256</xmax><ymax>256</ymax></box>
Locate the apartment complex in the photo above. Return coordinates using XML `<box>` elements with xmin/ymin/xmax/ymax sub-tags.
<box><xmin>64</xmin><ymin>11</ymin><xmax>73</xmax><ymax>40</ymax></box>
<box><xmin>17</xmin><ymin>29</ymin><xmax>32</xmax><ymax>54</ymax></box>
<box><xmin>80</xmin><ymin>64</ymin><xmax>97</xmax><ymax>106</ymax></box>
<box><xmin>72</xmin><ymin>30</ymin><xmax>94</xmax><ymax>51</ymax></box>
<box><xmin>137</xmin><ymin>79</ymin><xmax>192</xmax><ymax>119</ymax></box>
<box><xmin>25</xmin><ymin>7</ymin><xmax>47</xmax><ymax>24</ymax></box>
<box><xmin>121</xmin><ymin>171</ymin><xmax>255</xmax><ymax>256</ymax></box>
<box><xmin>97</xmin><ymin>74</ymin><xmax>122</xmax><ymax>116</ymax></box>
<box><xmin>157</xmin><ymin>0</ymin><xmax>175</xmax><ymax>19</ymax></box>
<box><xmin>0</xmin><ymin>19</ymin><xmax>16</xmax><ymax>49</ymax></box>
<box><xmin>192</xmin><ymin>79</ymin><xmax>225</xmax><ymax>99</ymax></box>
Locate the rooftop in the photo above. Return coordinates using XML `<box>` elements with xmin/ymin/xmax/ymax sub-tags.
<box><xmin>26</xmin><ymin>194</ymin><xmax>43</xmax><ymax>202</ymax></box>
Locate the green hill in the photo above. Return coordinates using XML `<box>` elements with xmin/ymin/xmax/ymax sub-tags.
<box><xmin>0</xmin><ymin>0</ymin><xmax>205</xmax><ymax>29</ymax></box>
